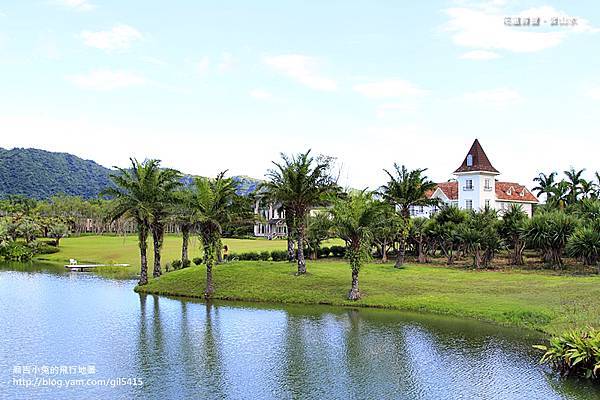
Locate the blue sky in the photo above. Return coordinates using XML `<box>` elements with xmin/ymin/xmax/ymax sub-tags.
<box><xmin>1</xmin><ymin>0</ymin><xmax>599</xmax><ymax>189</ymax></box>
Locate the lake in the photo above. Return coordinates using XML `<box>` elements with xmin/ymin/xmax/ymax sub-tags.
<box><xmin>0</xmin><ymin>263</ymin><xmax>598</xmax><ymax>399</ymax></box>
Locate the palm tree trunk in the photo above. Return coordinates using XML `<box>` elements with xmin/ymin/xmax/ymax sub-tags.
<box><xmin>395</xmin><ymin>236</ymin><xmax>406</xmax><ymax>268</ymax></box>
<box><xmin>417</xmin><ymin>241</ymin><xmax>427</xmax><ymax>263</ymax></box>
<box><xmin>151</xmin><ymin>225</ymin><xmax>164</xmax><ymax>278</ymax></box>
<box><xmin>348</xmin><ymin>267</ymin><xmax>361</xmax><ymax>300</ymax></box>
<box><xmin>381</xmin><ymin>239</ymin><xmax>388</xmax><ymax>262</ymax></box>
<box><xmin>287</xmin><ymin>236</ymin><xmax>295</xmax><ymax>262</ymax></box>
<box><xmin>296</xmin><ymin>220</ymin><xmax>306</xmax><ymax>274</ymax></box>
<box><xmin>181</xmin><ymin>225</ymin><xmax>190</xmax><ymax>265</ymax></box>
<box><xmin>204</xmin><ymin>243</ymin><xmax>215</xmax><ymax>298</ymax></box>
<box><xmin>138</xmin><ymin>224</ymin><xmax>149</xmax><ymax>286</ymax></box>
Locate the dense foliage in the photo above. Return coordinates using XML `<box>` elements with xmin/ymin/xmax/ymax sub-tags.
<box><xmin>535</xmin><ymin>329</ymin><xmax>600</xmax><ymax>380</ymax></box>
<box><xmin>0</xmin><ymin>148</ymin><xmax>114</xmax><ymax>199</ymax></box>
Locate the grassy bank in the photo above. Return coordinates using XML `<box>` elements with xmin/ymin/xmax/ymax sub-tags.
<box><xmin>136</xmin><ymin>260</ymin><xmax>600</xmax><ymax>335</ymax></box>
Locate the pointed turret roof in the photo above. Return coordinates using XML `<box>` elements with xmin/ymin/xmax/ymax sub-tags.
<box><xmin>453</xmin><ymin>139</ymin><xmax>499</xmax><ymax>174</ymax></box>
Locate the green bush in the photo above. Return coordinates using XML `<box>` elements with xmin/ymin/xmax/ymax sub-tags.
<box><xmin>270</xmin><ymin>250</ymin><xmax>288</xmax><ymax>261</ymax></box>
<box><xmin>318</xmin><ymin>247</ymin><xmax>330</xmax><ymax>258</ymax></box>
<box><xmin>171</xmin><ymin>259</ymin><xmax>182</xmax><ymax>270</ymax></box>
<box><xmin>0</xmin><ymin>242</ymin><xmax>34</xmax><ymax>261</ymax></box>
<box><xmin>182</xmin><ymin>259</ymin><xmax>191</xmax><ymax>268</ymax></box>
<box><xmin>36</xmin><ymin>244</ymin><xmax>60</xmax><ymax>254</ymax></box>
<box><xmin>330</xmin><ymin>245</ymin><xmax>345</xmax><ymax>258</ymax></box>
<box><xmin>259</xmin><ymin>251</ymin><xmax>271</xmax><ymax>261</ymax></box>
<box><xmin>192</xmin><ymin>257</ymin><xmax>203</xmax><ymax>266</ymax></box>
<box><xmin>534</xmin><ymin>328</ymin><xmax>600</xmax><ymax>380</ymax></box>
<box><xmin>165</xmin><ymin>262</ymin><xmax>172</xmax><ymax>273</ymax></box>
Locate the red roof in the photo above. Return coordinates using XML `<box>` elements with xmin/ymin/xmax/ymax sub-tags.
<box><xmin>454</xmin><ymin>139</ymin><xmax>499</xmax><ymax>174</ymax></box>
<box><xmin>427</xmin><ymin>181</ymin><xmax>458</xmax><ymax>200</ymax></box>
<box><xmin>426</xmin><ymin>181</ymin><xmax>538</xmax><ymax>203</ymax></box>
<box><xmin>495</xmin><ymin>182</ymin><xmax>538</xmax><ymax>203</ymax></box>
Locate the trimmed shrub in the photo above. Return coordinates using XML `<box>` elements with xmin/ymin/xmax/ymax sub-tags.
<box><xmin>171</xmin><ymin>259</ymin><xmax>182</xmax><ymax>270</ymax></box>
<box><xmin>259</xmin><ymin>251</ymin><xmax>271</xmax><ymax>261</ymax></box>
<box><xmin>36</xmin><ymin>244</ymin><xmax>60</xmax><ymax>255</ymax></box>
<box><xmin>0</xmin><ymin>242</ymin><xmax>34</xmax><ymax>261</ymax></box>
<box><xmin>318</xmin><ymin>247</ymin><xmax>330</xmax><ymax>258</ymax></box>
<box><xmin>192</xmin><ymin>257</ymin><xmax>203</xmax><ymax>266</ymax></box>
<box><xmin>270</xmin><ymin>250</ymin><xmax>288</xmax><ymax>261</ymax></box>
<box><xmin>182</xmin><ymin>259</ymin><xmax>191</xmax><ymax>269</ymax></box>
<box><xmin>330</xmin><ymin>245</ymin><xmax>345</xmax><ymax>258</ymax></box>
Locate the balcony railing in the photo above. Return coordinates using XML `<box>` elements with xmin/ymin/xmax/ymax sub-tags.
<box><xmin>463</xmin><ymin>186</ymin><xmax>474</xmax><ymax>191</ymax></box>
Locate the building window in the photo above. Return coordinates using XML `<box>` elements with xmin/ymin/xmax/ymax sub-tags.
<box><xmin>466</xmin><ymin>154</ymin><xmax>473</xmax><ymax>166</ymax></box>
<box><xmin>466</xmin><ymin>200</ymin><xmax>473</xmax><ymax>210</ymax></box>
<box><xmin>485</xmin><ymin>199</ymin><xmax>490</xmax><ymax>208</ymax></box>
<box><xmin>465</xmin><ymin>179</ymin><xmax>473</xmax><ymax>190</ymax></box>
<box><xmin>484</xmin><ymin>179</ymin><xmax>492</xmax><ymax>190</ymax></box>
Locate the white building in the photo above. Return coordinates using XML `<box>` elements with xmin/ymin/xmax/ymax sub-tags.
<box><xmin>412</xmin><ymin>139</ymin><xmax>538</xmax><ymax>217</ymax></box>
<box><xmin>253</xmin><ymin>200</ymin><xmax>288</xmax><ymax>239</ymax></box>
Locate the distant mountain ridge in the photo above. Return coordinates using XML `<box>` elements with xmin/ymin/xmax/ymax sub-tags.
<box><xmin>0</xmin><ymin>147</ymin><xmax>262</xmax><ymax>200</ymax></box>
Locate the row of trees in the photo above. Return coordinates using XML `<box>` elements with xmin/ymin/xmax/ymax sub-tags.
<box><xmin>533</xmin><ymin>168</ymin><xmax>600</xmax><ymax>208</ymax></box>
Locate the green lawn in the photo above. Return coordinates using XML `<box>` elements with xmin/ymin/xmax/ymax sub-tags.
<box><xmin>37</xmin><ymin>234</ymin><xmax>600</xmax><ymax>335</ymax></box>
<box><xmin>37</xmin><ymin>234</ymin><xmax>342</xmax><ymax>276</ymax></box>
<box><xmin>137</xmin><ymin>260</ymin><xmax>600</xmax><ymax>335</ymax></box>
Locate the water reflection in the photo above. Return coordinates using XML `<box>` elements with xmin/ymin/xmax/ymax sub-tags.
<box><xmin>0</xmin><ymin>269</ymin><xmax>599</xmax><ymax>400</ymax></box>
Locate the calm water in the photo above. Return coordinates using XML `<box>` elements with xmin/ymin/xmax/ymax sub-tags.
<box><xmin>0</xmin><ymin>264</ymin><xmax>599</xmax><ymax>400</ymax></box>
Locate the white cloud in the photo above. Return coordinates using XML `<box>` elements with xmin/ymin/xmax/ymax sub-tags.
<box><xmin>376</xmin><ymin>103</ymin><xmax>417</xmax><ymax>117</ymax></box>
<box><xmin>250</xmin><ymin>89</ymin><xmax>273</xmax><ymax>100</ymax></box>
<box><xmin>353</xmin><ymin>79</ymin><xmax>427</xmax><ymax>98</ymax></box>
<box><xmin>263</xmin><ymin>54</ymin><xmax>337</xmax><ymax>91</ymax></box>
<box><xmin>54</xmin><ymin>0</ymin><xmax>94</xmax><ymax>11</ymax></box>
<box><xmin>585</xmin><ymin>87</ymin><xmax>600</xmax><ymax>100</ymax></box>
<box><xmin>460</xmin><ymin>50</ymin><xmax>500</xmax><ymax>60</ymax></box>
<box><xmin>443</xmin><ymin>5</ymin><xmax>598</xmax><ymax>53</ymax></box>
<box><xmin>67</xmin><ymin>70</ymin><xmax>146</xmax><ymax>91</ymax></box>
<box><xmin>80</xmin><ymin>25</ymin><xmax>142</xmax><ymax>51</ymax></box>
<box><xmin>463</xmin><ymin>88</ymin><xmax>522</xmax><ymax>105</ymax></box>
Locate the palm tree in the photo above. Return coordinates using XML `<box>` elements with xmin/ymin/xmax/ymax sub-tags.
<box><xmin>498</xmin><ymin>204</ymin><xmax>527</xmax><ymax>265</ymax></box>
<box><xmin>532</xmin><ymin>172</ymin><xmax>557</xmax><ymax>201</ymax></box>
<box><xmin>148</xmin><ymin>168</ymin><xmax>182</xmax><ymax>278</ymax></box>
<box><xmin>330</xmin><ymin>191</ymin><xmax>378</xmax><ymax>300</ymax></box>
<box><xmin>262</xmin><ymin>150</ymin><xmax>339</xmax><ymax>274</ymax></box>
<box><xmin>547</xmin><ymin>180</ymin><xmax>570</xmax><ymax>209</ymax></box>
<box><xmin>171</xmin><ymin>188</ymin><xmax>198</xmax><ymax>267</ymax></box>
<box><xmin>104</xmin><ymin>158</ymin><xmax>161</xmax><ymax>285</ymax></box>
<box><xmin>564</xmin><ymin>168</ymin><xmax>585</xmax><ymax>205</ymax></box>
<box><xmin>192</xmin><ymin>172</ymin><xmax>237</xmax><ymax>298</ymax></box>
<box><xmin>380</xmin><ymin>164</ymin><xmax>438</xmax><ymax>268</ymax></box>
<box><xmin>580</xmin><ymin>179</ymin><xmax>597</xmax><ymax>200</ymax></box>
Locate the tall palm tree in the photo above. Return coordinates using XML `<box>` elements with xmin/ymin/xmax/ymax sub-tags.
<box><xmin>547</xmin><ymin>180</ymin><xmax>570</xmax><ymax>209</ymax></box>
<box><xmin>192</xmin><ymin>172</ymin><xmax>237</xmax><ymax>298</ymax></box>
<box><xmin>148</xmin><ymin>168</ymin><xmax>182</xmax><ymax>278</ymax></box>
<box><xmin>564</xmin><ymin>167</ymin><xmax>585</xmax><ymax>205</ymax></box>
<box><xmin>104</xmin><ymin>158</ymin><xmax>161</xmax><ymax>285</ymax></box>
<box><xmin>532</xmin><ymin>172</ymin><xmax>557</xmax><ymax>201</ymax></box>
<box><xmin>171</xmin><ymin>188</ymin><xmax>198</xmax><ymax>267</ymax></box>
<box><xmin>262</xmin><ymin>150</ymin><xmax>339</xmax><ymax>275</ymax></box>
<box><xmin>580</xmin><ymin>179</ymin><xmax>597</xmax><ymax>200</ymax></box>
<box><xmin>380</xmin><ymin>164</ymin><xmax>437</xmax><ymax>268</ymax></box>
<box><xmin>330</xmin><ymin>191</ymin><xmax>378</xmax><ymax>300</ymax></box>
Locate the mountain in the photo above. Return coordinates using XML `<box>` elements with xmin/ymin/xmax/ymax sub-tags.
<box><xmin>0</xmin><ymin>148</ymin><xmax>114</xmax><ymax>199</ymax></box>
<box><xmin>0</xmin><ymin>147</ymin><xmax>262</xmax><ymax>200</ymax></box>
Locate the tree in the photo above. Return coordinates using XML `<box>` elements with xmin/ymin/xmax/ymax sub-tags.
<box><xmin>380</xmin><ymin>164</ymin><xmax>437</xmax><ymax>268</ymax></box>
<box><xmin>564</xmin><ymin>168</ymin><xmax>585</xmax><ymax>205</ymax></box>
<box><xmin>192</xmin><ymin>172</ymin><xmax>237</xmax><ymax>298</ymax></box>
<box><xmin>410</xmin><ymin>217</ymin><xmax>433</xmax><ymax>263</ymax></box>
<box><xmin>524</xmin><ymin>211</ymin><xmax>578</xmax><ymax>269</ymax></box>
<box><xmin>306</xmin><ymin>212</ymin><xmax>332</xmax><ymax>260</ymax></box>
<box><xmin>48</xmin><ymin>221</ymin><xmax>69</xmax><ymax>246</ymax></box>
<box><xmin>567</xmin><ymin>227</ymin><xmax>600</xmax><ymax>270</ymax></box>
<box><xmin>148</xmin><ymin>167</ymin><xmax>182</xmax><ymax>278</ymax></box>
<box><xmin>458</xmin><ymin>208</ymin><xmax>502</xmax><ymax>268</ymax></box>
<box><xmin>330</xmin><ymin>191</ymin><xmax>378</xmax><ymax>300</ymax></box>
<box><xmin>430</xmin><ymin>205</ymin><xmax>466</xmax><ymax>265</ymax></box>
<box><xmin>498</xmin><ymin>204</ymin><xmax>528</xmax><ymax>265</ymax></box>
<box><xmin>371</xmin><ymin>202</ymin><xmax>402</xmax><ymax>263</ymax></box>
<box><xmin>533</xmin><ymin>172</ymin><xmax>557</xmax><ymax>201</ymax></box>
<box><xmin>262</xmin><ymin>150</ymin><xmax>339</xmax><ymax>274</ymax></box>
<box><xmin>171</xmin><ymin>188</ymin><xmax>197</xmax><ymax>267</ymax></box>
<box><xmin>104</xmin><ymin>158</ymin><xmax>163</xmax><ymax>286</ymax></box>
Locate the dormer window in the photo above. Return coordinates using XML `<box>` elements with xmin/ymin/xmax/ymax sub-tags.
<box><xmin>466</xmin><ymin>154</ymin><xmax>473</xmax><ymax>167</ymax></box>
